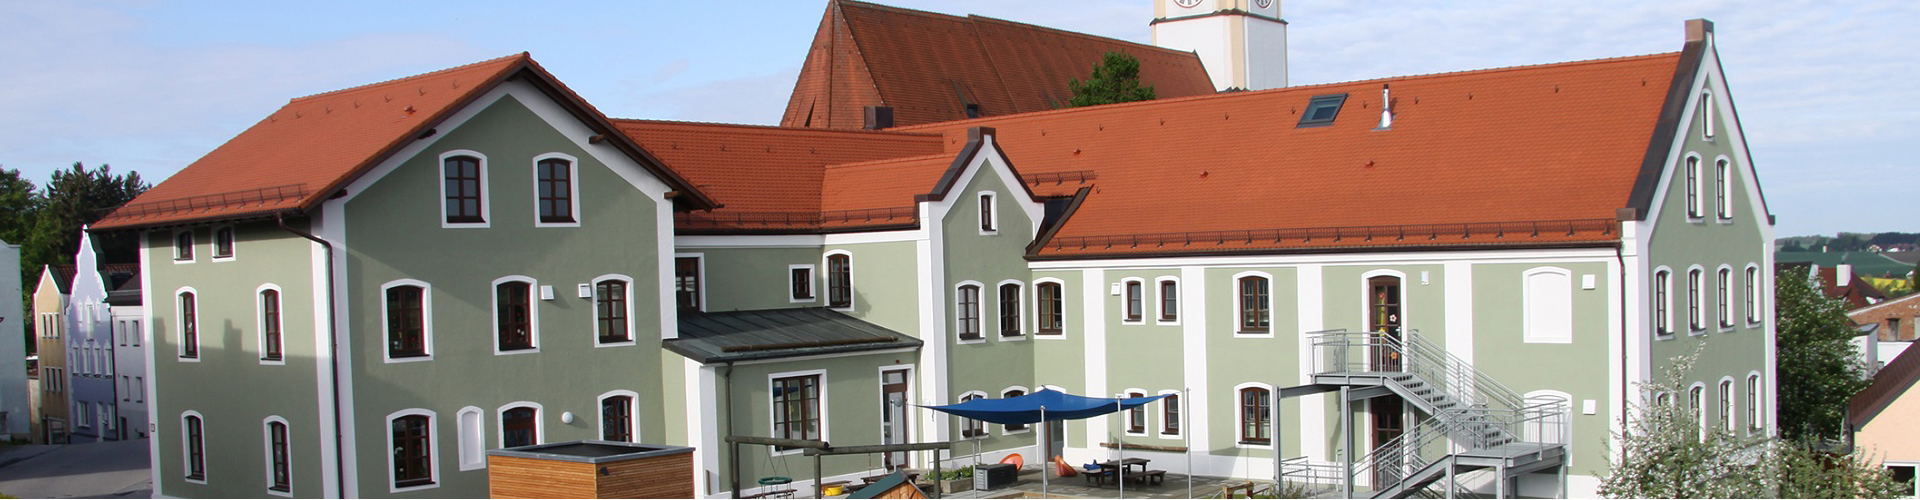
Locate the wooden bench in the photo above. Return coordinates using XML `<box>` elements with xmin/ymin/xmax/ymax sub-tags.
<box><xmin>1221</xmin><ymin>481</ymin><xmax>1270</xmax><ymax>499</ymax></box>
<box><xmin>1128</xmin><ymin>470</ymin><xmax>1166</xmax><ymax>486</ymax></box>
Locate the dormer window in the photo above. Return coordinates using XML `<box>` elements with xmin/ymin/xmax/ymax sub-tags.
<box><xmin>1297</xmin><ymin>94</ymin><xmax>1348</xmax><ymax>128</ymax></box>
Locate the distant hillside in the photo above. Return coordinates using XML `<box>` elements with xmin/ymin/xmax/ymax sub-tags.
<box><xmin>1776</xmin><ymin>250</ymin><xmax>1912</xmax><ymax>278</ymax></box>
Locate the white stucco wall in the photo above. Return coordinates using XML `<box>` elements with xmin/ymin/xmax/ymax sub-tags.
<box><xmin>0</xmin><ymin>240</ymin><xmax>28</xmax><ymax>439</ymax></box>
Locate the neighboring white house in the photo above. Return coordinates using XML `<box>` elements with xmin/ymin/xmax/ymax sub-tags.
<box><xmin>0</xmin><ymin>239</ymin><xmax>28</xmax><ymax>440</ymax></box>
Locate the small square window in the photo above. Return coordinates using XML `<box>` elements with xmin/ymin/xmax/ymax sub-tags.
<box><xmin>1297</xmin><ymin>94</ymin><xmax>1348</xmax><ymax>128</ymax></box>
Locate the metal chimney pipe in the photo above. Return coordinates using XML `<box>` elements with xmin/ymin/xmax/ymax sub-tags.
<box><xmin>1379</xmin><ymin>84</ymin><xmax>1393</xmax><ymax>129</ymax></box>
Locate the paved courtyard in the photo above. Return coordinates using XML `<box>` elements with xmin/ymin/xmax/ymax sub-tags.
<box><xmin>0</xmin><ymin>439</ymin><xmax>151</xmax><ymax>499</ymax></box>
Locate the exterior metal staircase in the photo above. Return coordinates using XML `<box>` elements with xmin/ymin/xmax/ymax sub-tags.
<box><xmin>1292</xmin><ymin>331</ymin><xmax>1570</xmax><ymax>499</ymax></box>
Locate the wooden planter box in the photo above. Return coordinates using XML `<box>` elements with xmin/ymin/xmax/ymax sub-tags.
<box><xmin>939</xmin><ymin>477</ymin><xmax>972</xmax><ymax>494</ymax></box>
<box><xmin>488</xmin><ymin>440</ymin><xmax>695</xmax><ymax>499</ymax></box>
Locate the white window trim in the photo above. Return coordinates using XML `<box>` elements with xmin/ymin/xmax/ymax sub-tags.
<box><xmin>380</xmin><ymin>279</ymin><xmax>435</xmax><ymax>363</ymax></box>
<box><xmin>996</xmin><ymin>279</ymin><xmax>1027</xmax><ymax>341</ymax></box>
<box><xmin>1683</xmin><ymin>153</ymin><xmax>1705</xmax><ymax>221</ymax></box>
<box><xmin>531</xmin><ymin>152</ymin><xmax>583</xmax><ymax>228</ymax></box>
<box><xmin>956</xmin><ymin>390</ymin><xmax>990</xmax><ymax>440</ymax></box>
<box><xmin>1714</xmin><ymin>155</ymin><xmax>1734</xmax><ymax>222</ymax></box>
<box><xmin>1153</xmin><ymin>276</ymin><xmax>1181</xmax><ymax>326</ymax></box>
<box><xmin>824</xmin><ymin>250</ymin><xmax>855</xmax><ymax>312</ymax></box>
<box><xmin>674</xmin><ymin>252</ymin><xmax>706</xmax><ymax>313</ymax></box>
<box><xmin>1653</xmin><ymin>266</ymin><xmax>1675</xmax><ymax>339</ymax></box>
<box><xmin>977</xmin><ymin>191</ymin><xmax>999</xmax><ymax>235</ymax></box>
<box><xmin>182</xmin><ymin>410</ymin><xmax>207</xmax><ymax>484</ymax></box>
<box><xmin>175</xmin><ymin>286</ymin><xmax>200</xmax><ymax>362</ymax></box>
<box><xmin>456</xmin><ymin>406</ymin><xmax>485</xmax><ymax>471</ymax></box>
<box><xmin>597</xmin><ymin>390</ymin><xmax>641</xmax><ymax>443</ymax></box>
<box><xmin>768</xmin><ymin>369</ymin><xmax>829</xmax><ymax>456</ymax></box>
<box><xmin>1233</xmin><ymin>382</ymin><xmax>1275</xmax><ymax>450</ymax></box>
<box><xmin>1157</xmin><ymin>389</ymin><xmax>1183</xmax><ymax>438</ymax></box>
<box><xmin>1716</xmin><ymin>265</ymin><xmax>1736</xmax><ymax>332</ymax></box>
<box><xmin>1032</xmin><ymin>278</ymin><xmax>1068</xmax><ymax>339</ymax></box>
<box><xmin>1744</xmin><ymin>264</ymin><xmax>1763</xmax><ymax>326</ymax></box>
<box><xmin>787</xmin><ymin>264</ymin><xmax>817</xmax><ymax>304</ymax></box>
<box><xmin>173</xmin><ymin>229</ymin><xmax>196</xmax><ymax>263</ymax></box>
<box><xmin>1686</xmin><ymin>265</ymin><xmax>1707</xmax><ymax>336</ymax></box>
<box><xmin>1119</xmin><ymin>277</ymin><xmax>1147</xmax><ymax>325</ymax></box>
<box><xmin>1522</xmin><ymin>267</ymin><xmax>1574</xmax><ymax>344</ymax></box>
<box><xmin>1233</xmin><ymin>271</ymin><xmax>1275</xmax><ymax>338</ymax></box>
<box><xmin>590</xmin><ymin>274</ymin><xmax>637</xmax><ymax>348</ymax></box>
<box><xmin>211</xmin><ymin>225</ymin><xmax>238</xmax><ymax>262</ymax></box>
<box><xmin>1717</xmin><ymin>377</ymin><xmax>1737</xmax><ymax>433</ymax></box>
<box><xmin>257</xmin><ymin>283</ymin><xmax>286</xmax><ymax>365</ymax></box>
<box><xmin>955</xmin><ymin>281</ymin><xmax>986</xmax><ymax>345</ymax></box>
<box><xmin>1121</xmin><ymin>388</ymin><xmax>1150</xmax><ymax>437</ymax></box>
<box><xmin>1745</xmin><ymin>371</ymin><xmax>1764</xmax><ymax>434</ymax></box>
<box><xmin>496</xmin><ymin>402</ymin><xmax>546</xmax><ymax>448</ymax></box>
<box><xmin>385</xmin><ymin>408</ymin><xmax>440</xmax><ymax>493</ymax></box>
<box><xmin>1700</xmin><ymin>88</ymin><xmax>1715</xmax><ymax>141</ymax></box>
<box><xmin>1688</xmin><ymin>383</ymin><xmax>1707</xmax><ymax>442</ymax></box>
<box><xmin>1886</xmin><ymin>462</ymin><xmax>1920</xmax><ymax>498</ymax></box>
<box><xmin>438</xmin><ymin>150</ymin><xmax>491</xmax><ymax>228</ymax></box>
<box><xmin>1000</xmin><ymin>386</ymin><xmax>1033</xmax><ymax>435</ymax></box>
<box><xmin>491</xmin><ymin>275</ymin><xmax>542</xmax><ymax>355</ymax></box>
<box><xmin>261</xmin><ymin>415</ymin><xmax>292</xmax><ymax>497</ymax></box>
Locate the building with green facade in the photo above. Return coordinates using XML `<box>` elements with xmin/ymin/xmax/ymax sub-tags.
<box><xmin>94</xmin><ymin>11</ymin><xmax>1770</xmax><ymax>500</ymax></box>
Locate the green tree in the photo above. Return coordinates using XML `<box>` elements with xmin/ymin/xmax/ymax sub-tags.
<box><xmin>1</xmin><ymin>167</ymin><xmax>41</xmax><ymax>351</ymax></box>
<box><xmin>23</xmin><ymin>162</ymin><xmax>148</xmax><ymax>271</ymax></box>
<box><xmin>1601</xmin><ymin>348</ymin><xmax>1903</xmax><ymax>498</ymax></box>
<box><xmin>1775</xmin><ymin>268</ymin><xmax>1871</xmax><ymax>443</ymax></box>
<box><xmin>1067</xmin><ymin>52</ymin><xmax>1156</xmax><ymax>108</ymax></box>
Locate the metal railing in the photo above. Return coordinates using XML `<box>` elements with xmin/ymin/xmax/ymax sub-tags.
<box><xmin>675</xmin><ymin>206</ymin><xmax>917</xmax><ymax>229</ymax></box>
<box><xmin>1044</xmin><ymin>219</ymin><xmax>1617</xmax><ymax>253</ymax></box>
<box><xmin>108</xmin><ymin>183</ymin><xmax>310</xmax><ymax>219</ymax></box>
<box><xmin>1352</xmin><ymin>399</ymin><xmax>1569</xmax><ymax>498</ymax></box>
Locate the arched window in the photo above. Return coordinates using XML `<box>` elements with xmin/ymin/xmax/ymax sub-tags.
<box><xmin>827</xmin><ymin>253</ymin><xmax>852</xmax><ymax>308</ymax></box>
<box><xmin>1746</xmin><ymin>374</ymin><xmax>1762</xmax><ymax>432</ymax></box>
<box><xmin>214</xmin><ymin>226</ymin><xmax>236</xmax><ymax>260</ymax></box>
<box><xmin>1744</xmin><ymin>265</ymin><xmax>1761</xmax><ymax>324</ymax></box>
<box><xmin>595</xmin><ymin>277</ymin><xmax>631</xmax><ymax>344</ymax></box>
<box><xmin>443</xmin><ymin>154</ymin><xmax>485</xmax><ymax>224</ymax></box>
<box><xmin>1689</xmin><ymin>385</ymin><xmax>1706</xmax><ymax>442</ymax></box>
<box><xmin>1157</xmin><ymin>278</ymin><xmax>1179</xmax><ymax>323</ymax></box>
<box><xmin>501</xmin><ymin>405</ymin><xmax>539</xmax><ymax>448</ymax></box>
<box><xmin>1688</xmin><ymin>268</ymin><xmax>1704</xmax><ymax>332</ymax></box>
<box><xmin>183</xmin><ymin>413</ymin><xmax>206</xmax><ymax>482</ymax></box>
<box><xmin>535</xmin><ymin>156</ymin><xmax>576</xmax><ymax>224</ymax></box>
<box><xmin>1002</xmin><ymin>388</ymin><xmax>1029</xmax><ymax>432</ymax></box>
<box><xmin>998</xmin><ymin>282</ymin><xmax>1022</xmax><ymax>337</ymax></box>
<box><xmin>174</xmin><ymin>230</ymin><xmax>194</xmax><ymax>261</ymax></box>
<box><xmin>1718</xmin><ymin>379</ymin><xmax>1735</xmax><ymax>432</ymax></box>
<box><xmin>1125</xmin><ymin>390</ymin><xmax>1147</xmax><ymax>435</ymax></box>
<box><xmin>956</xmin><ymin>284</ymin><xmax>982</xmax><ymax>341</ymax></box>
<box><xmin>1160</xmin><ymin>392</ymin><xmax>1181</xmax><ymax>436</ymax></box>
<box><xmin>389</xmin><ymin>412</ymin><xmax>435</xmax><ymax>490</ymax></box>
<box><xmin>260</xmin><ymin>288</ymin><xmax>283</xmax><ymax>362</ymax></box>
<box><xmin>1238</xmin><ymin>276</ymin><xmax>1270</xmax><ymax>334</ymax></box>
<box><xmin>383</xmin><ymin>283</ymin><xmax>429</xmax><ymax>359</ymax></box>
<box><xmin>494</xmin><ymin>278</ymin><xmax>536</xmax><ymax>352</ymax></box>
<box><xmin>958</xmin><ymin>392</ymin><xmax>986</xmax><ymax>438</ymax></box>
<box><xmin>978</xmin><ymin>192</ymin><xmax>996</xmax><ymax>233</ymax></box>
<box><xmin>1123</xmin><ymin>279</ymin><xmax>1144</xmax><ymax>322</ymax></box>
<box><xmin>1654</xmin><ymin>269</ymin><xmax>1672</xmax><ymax>336</ymax></box>
<box><xmin>1036</xmin><ymin>281</ymin><xmax>1064</xmax><ymax>335</ymax></box>
<box><xmin>600</xmin><ymin>393</ymin><xmax>636</xmax><ymax>442</ymax></box>
<box><xmin>1715</xmin><ymin>159</ymin><xmax>1732</xmax><ymax>220</ymax></box>
<box><xmin>178</xmin><ymin>291</ymin><xmax>199</xmax><ymax>359</ymax></box>
<box><xmin>1239</xmin><ymin>386</ymin><xmax>1271</xmax><ymax>445</ymax></box>
<box><xmin>264</xmin><ymin>418</ymin><xmax>291</xmax><ymax>494</ymax></box>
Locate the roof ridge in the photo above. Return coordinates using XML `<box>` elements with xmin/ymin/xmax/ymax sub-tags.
<box><xmin>832</xmin><ymin>0</ymin><xmax>968</xmax><ymax>23</ymax></box>
<box><xmin>611</xmin><ymin>117</ymin><xmax>940</xmax><ymax>138</ymax></box>
<box><xmin>825</xmin><ymin>153</ymin><xmax>951</xmax><ymax>170</ymax></box>
<box><xmin>966</xmin><ymin>14</ymin><xmax>1195</xmax><ymax>57</ymax></box>
<box><xmin>892</xmin><ymin>50</ymin><xmax>1683</xmax><ymax>131</ymax></box>
<box><xmin>289</xmin><ymin>52</ymin><xmax>528</xmax><ymax>102</ymax></box>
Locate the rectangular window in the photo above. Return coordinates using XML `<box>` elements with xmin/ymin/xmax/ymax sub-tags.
<box><xmin>386</xmin><ymin>286</ymin><xmax>426</xmax><ymax>358</ymax></box>
<box><xmin>1162</xmin><ymin>394</ymin><xmax>1180</xmax><ymax>436</ymax></box>
<box><xmin>979</xmin><ymin>193</ymin><xmax>995</xmax><ymax>232</ymax></box>
<box><xmin>1239</xmin><ymin>277</ymin><xmax>1270</xmax><ymax>333</ymax></box>
<box><xmin>1126</xmin><ymin>392</ymin><xmax>1145</xmax><ymax>434</ymax></box>
<box><xmin>1889</xmin><ymin>465</ymin><xmax>1917</xmax><ymax>498</ymax></box>
<box><xmin>1037</xmin><ymin>283</ymin><xmax>1063</xmax><ymax>335</ymax></box>
<box><xmin>502</xmin><ymin>407</ymin><xmax>537</xmax><ymax>448</ymax></box>
<box><xmin>1240</xmin><ymin>387</ymin><xmax>1270</xmax><ymax>445</ymax></box>
<box><xmin>496</xmin><ymin>282</ymin><xmax>534</xmax><ymax>351</ymax></box>
<box><xmin>602</xmin><ymin>396</ymin><xmax>634</xmax><ymax>442</ymax></box>
<box><xmin>789</xmin><ymin>266</ymin><xmax>814</xmax><ymax>301</ymax></box>
<box><xmin>262</xmin><ymin>290</ymin><xmax>283</xmax><ymax>361</ymax></box>
<box><xmin>957</xmin><ymin>285</ymin><xmax>981</xmax><ymax>340</ymax></box>
<box><xmin>827</xmin><ymin>255</ymin><xmax>852</xmax><ymax>308</ymax></box>
<box><xmin>1297</xmin><ymin>94</ymin><xmax>1348</xmax><ymax>127</ymax></box>
<box><xmin>444</xmin><ymin>156</ymin><xmax>484</xmax><ymax>224</ymax></box>
<box><xmin>1159</xmin><ymin>280</ymin><xmax>1178</xmax><ymax>322</ymax></box>
<box><xmin>180</xmin><ymin>292</ymin><xmax>198</xmax><ymax>358</ymax></box>
<box><xmin>174</xmin><ymin>230</ymin><xmax>194</xmax><ymax>261</ymax></box>
<box><xmin>596</xmin><ymin>280</ymin><xmax>630</xmax><ymax>344</ymax></box>
<box><xmin>214</xmin><ymin>226</ymin><xmax>235</xmax><ymax>259</ymax></box>
<box><xmin>999</xmin><ymin>284</ymin><xmax>1021</xmax><ymax>337</ymax></box>
<box><xmin>536</xmin><ymin>158</ymin><xmax>575</xmax><ymax>224</ymax></box>
<box><xmin>675</xmin><ymin>257</ymin><xmax>701</xmax><ymax>312</ymax></box>
<box><xmin>1124</xmin><ymin>281</ymin><xmax>1143</xmax><ymax>322</ymax></box>
<box><xmin>771</xmin><ymin>375</ymin><xmax>821</xmax><ymax>449</ymax></box>
<box><xmin>1719</xmin><ymin>380</ymin><xmax>1734</xmax><ymax>431</ymax></box>
<box><xmin>269</xmin><ymin>421</ymin><xmax>291</xmax><ymax>493</ymax></box>
<box><xmin>392</xmin><ymin>415</ymin><xmax>433</xmax><ymax>487</ymax></box>
<box><xmin>1745</xmin><ymin>267</ymin><xmax>1759</xmax><ymax>324</ymax></box>
<box><xmin>1717</xmin><ymin>268</ymin><xmax>1732</xmax><ymax>328</ymax></box>
<box><xmin>1689</xmin><ymin>269</ymin><xmax>1704</xmax><ymax>332</ymax></box>
<box><xmin>1686</xmin><ymin>157</ymin><xmax>1702</xmax><ymax>219</ymax></box>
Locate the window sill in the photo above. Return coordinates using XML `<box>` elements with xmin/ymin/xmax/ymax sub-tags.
<box><xmin>494</xmin><ymin>348</ymin><xmax>541</xmax><ymax>356</ymax></box>
<box><xmin>259</xmin><ymin>357</ymin><xmax>285</xmax><ymax>366</ymax></box>
<box><xmin>1521</xmin><ymin>337</ymin><xmax>1573</xmax><ymax>345</ymax></box>
<box><xmin>211</xmin><ymin>255</ymin><xmax>236</xmax><ymax>263</ymax></box>
<box><xmin>1235</xmin><ymin>331</ymin><xmax>1275</xmax><ymax>339</ymax></box>
<box><xmin>1716</xmin><ymin>219</ymin><xmax>1735</xmax><ymax>226</ymax></box>
<box><xmin>1035</xmin><ymin>332</ymin><xmax>1065</xmax><ymax>340</ymax></box>
<box><xmin>595</xmin><ymin>340</ymin><xmax>637</xmax><ymax>348</ymax></box>
<box><xmin>1688</xmin><ymin>329</ymin><xmax>1708</xmax><ymax>337</ymax></box>
<box><xmin>1002</xmin><ymin>428</ymin><xmax>1032</xmax><ymax>436</ymax></box>
<box><xmin>185</xmin><ymin>476</ymin><xmax>207</xmax><ymax>485</ymax></box>
<box><xmin>1234</xmin><ymin>441</ymin><xmax>1273</xmax><ymax>450</ymax></box>
<box><xmin>177</xmin><ymin>356</ymin><xmax>200</xmax><ymax>363</ymax></box>
<box><xmin>172</xmin><ymin>258</ymin><xmax>195</xmax><ymax>264</ymax></box>
<box><xmin>267</xmin><ymin>487</ymin><xmax>292</xmax><ymax>498</ymax></box>
<box><xmin>999</xmin><ymin>334</ymin><xmax>1028</xmax><ymax>342</ymax></box>
<box><xmin>391</xmin><ymin>481</ymin><xmax>439</xmax><ymax>493</ymax></box>
<box><xmin>386</xmin><ymin>355</ymin><xmax>434</xmax><ymax>364</ymax></box>
<box><xmin>1155</xmin><ymin>319</ymin><xmax>1180</xmax><ymax>326</ymax></box>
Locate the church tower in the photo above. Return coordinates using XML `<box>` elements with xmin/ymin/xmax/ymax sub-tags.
<box><xmin>1151</xmin><ymin>0</ymin><xmax>1288</xmax><ymax>91</ymax></box>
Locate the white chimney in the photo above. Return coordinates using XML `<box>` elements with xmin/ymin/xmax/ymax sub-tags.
<box><xmin>1838</xmin><ymin>264</ymin><xmax>1853</xmax><ymax>287</ymax></box>
<box><xmin>1379</xmin><ymin>84</ymin><xmax>1393</xmax><ymax>129</ymax></box>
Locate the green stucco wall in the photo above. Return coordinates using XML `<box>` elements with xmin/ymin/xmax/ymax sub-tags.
<box><xmin>941</xmin><ymin>161</ymin><xmax>1037</xmax><ymax>456</ymax></box>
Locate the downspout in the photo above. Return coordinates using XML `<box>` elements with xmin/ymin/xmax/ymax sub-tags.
<box><xmin>725</xmin><ymin>362</ymin><xmax>737</xmax><ymax>499</ymax></box>
<box><xmin>1615</xmin><ymin>242</ymin><xmax>1630</xmax><ymax>464</ymax></box>
<box><xmin>277</xmin><ymin>213</ymin><xmax>345</xmax><ymax>497</ymax></box>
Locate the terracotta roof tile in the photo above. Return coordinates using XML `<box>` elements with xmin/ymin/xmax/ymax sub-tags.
<box><xmin>95</xmin><ymin>54</ymin><xmax>531</xmax><ymax>230</ymax></box>
<box><xmin>780</xmin><ymin>0</ymin><xmax>1214</xmax><ymax>130</ymax></box>
<box><xmin>1852</xmin><ymin>336</ymin><xmax>1920</xmax><ymax>427</ymax></box>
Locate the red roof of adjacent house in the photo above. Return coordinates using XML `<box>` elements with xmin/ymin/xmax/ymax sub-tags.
<box><xmin>892</xmin><ymin>52</ymin><xmax>1683</xmax><ymax>257</ymax></box>
<box><xmin>1852</xmin><ymin>335</ymin><xmax>1920</xmax><ymax>427</ymax></box>
<box><xmin>780</xmin><ymin>0</ymin><xmax>1216</xmax><ymax>130</ymax></box>
<box><xmin>615</xmin><ymin>120</ymin><xmax>945</xmax><ymax>233</ymax></box>
<box><xmin>1778</xmin><ymin>263</ymin><xmax>1887</xmax><ymax>310</ymax></box>
<box><xmin>94</xmin><ymin>53</ymin><xmax>714</xmax><ymax>231</ymax></box>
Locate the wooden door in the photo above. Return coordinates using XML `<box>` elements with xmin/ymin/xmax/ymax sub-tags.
<box><xmin>880</xmin><ymin>369</ymin><xmax>911</xmax><ymax>470</ymax></box>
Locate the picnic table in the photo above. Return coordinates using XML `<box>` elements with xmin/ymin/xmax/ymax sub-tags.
<box><xmin>1082</xmin><ymin>458</ymin><xmax>1152</xmax><ymax>487</ymax></box>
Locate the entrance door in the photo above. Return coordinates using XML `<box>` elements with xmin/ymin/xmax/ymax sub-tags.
<box><xmin>1047</xmin><ymin>420</ymin><xmax>1065</xmax><ymax>470</ymax></box>
<box><xmin>880</xmin><ymin>369</ymin><xmax>911</xmax><ymax>470</ymax></box>
<box><xmin>1367</xmin><ymin>276</ymin><xmax>1406</xmax><ymax>485</ymax></box>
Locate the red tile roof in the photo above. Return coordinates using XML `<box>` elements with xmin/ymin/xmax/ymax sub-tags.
<box><xmin>895</xmin><ymin>53</ymin><xmax>1683</xmax><ymax>257</ymax></box>
<box><xmin>95</xmin><ymin>53</ymin><xmax>714</xmax><ymax>230</ymax></box>
<box><xmin>614</xmin><ymin>120</ymin><xmax>945</xmax><ymax>233</ymax></box>
<box><xmin>780</xmin><ymin>0</ymin><xmax>1216</xmax><ymax>130</ymax></box>
<box><xmin>1852</xmin><ymin>334</ymin><xmax>1920</xmax><ymax>427</ymax></box>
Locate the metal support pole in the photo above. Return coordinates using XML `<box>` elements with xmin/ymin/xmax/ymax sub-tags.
<box><xmin>1496</xmin><ymin>463</ymin><xmax>1506</xmax><ymax>499</ymax></box>
<box><xmin>1274</xmin><ymin>386</ymin><xmax>1283</xmax><ymax>491</ymax></box>
<box><xmin>931</xmin><ymin>450</ymin><xmax>942</xmax><ymax>500</ymax></box>
<box><xmin>814</xmin><ymin>455</ymin><xmax>823</xmax><ymax>499</ymax></box>
<box><xmin>1041</xmin><ymin>406</ymin><xmax>1049</xmax><ymax>499</ymax></box>
<box><xmin>1116</xmin><ymin>396</ymin><xmax>1126</xmax><ymax>499</ymax></box>
<box><xmin>1446</xmin><ymin>454</ymin><xmax>1455</xmax><ymax>500</ymax></box>
<box><xmin>730</xmin><ymin>442</ymin><xmax>741</xmax><ymax>499</ymax></box>
<box><xmin>1185</xmin><ymin>387</ymin><xmax>1192</xmax><ymax>500</ymax></box>
<box><xmin>1342</xmin><ymin>387</ymin><xmax>1354</xmax><ymax>499</ymax></box>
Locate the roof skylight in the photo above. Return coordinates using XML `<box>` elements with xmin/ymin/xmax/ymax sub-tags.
<box><xmin>1297</xmin><ymin>94</ymin><xmax>1348</xmax><ymax>128</ymax></box>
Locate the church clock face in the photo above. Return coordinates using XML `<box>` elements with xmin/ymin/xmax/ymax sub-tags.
<box><xmin>1253</xmin><ymin>0</ymin><xmax>1273</xmax><ymax>8</ymax></box>
<box><xmin>1174</xmin><ymin>0</ymin><xmax>1203</xmax><ymax>8</ymax></box>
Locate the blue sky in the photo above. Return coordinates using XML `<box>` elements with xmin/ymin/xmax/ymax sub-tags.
<box><xmin>3</xmin><ymin>1</ymin><xmax>1913</xmax><ymax>238</ymax></box>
